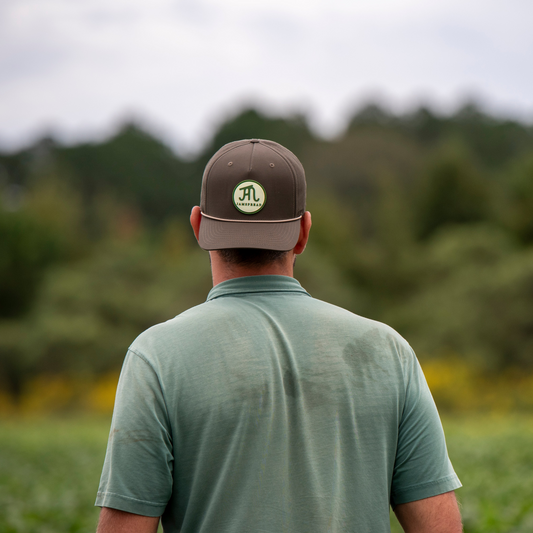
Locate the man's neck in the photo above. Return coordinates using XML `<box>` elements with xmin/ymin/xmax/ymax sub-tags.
<box><xmin>209</xmin><ymin>251</ymin><xmax>295</xmax><ymax>286</ymax></box>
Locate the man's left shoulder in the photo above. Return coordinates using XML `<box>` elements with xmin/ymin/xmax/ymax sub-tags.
<box><xmin>309</xmin><ymin>296</ymin><xmax>413</xmax><ymax>350</ymax></box>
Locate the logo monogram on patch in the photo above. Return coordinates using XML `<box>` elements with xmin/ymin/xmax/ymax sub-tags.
<box><xmin>233</xmin><ymin>180</ymin><xmax>266</xmax><ymax>214</ymax></box>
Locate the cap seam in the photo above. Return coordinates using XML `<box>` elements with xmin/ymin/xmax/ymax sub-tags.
<box><xmin>248</xmin><ymin>142</ymin><xmax>255</xmax><ymax>172</ymax></box>
<box><xmin>204</xmin><ymin>142</ymin><xmax>251</xmax><ymax>213</ymax></box>
<box><xmin>260</xmin><ymin>142</ymin><xmax>298</xmax><ymax>214</ymax></box>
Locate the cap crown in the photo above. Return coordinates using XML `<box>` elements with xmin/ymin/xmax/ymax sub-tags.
<box><xmin>201</xmin><ymin>139</ymin><xmax>306</xmax><ymax>221</ymax></box>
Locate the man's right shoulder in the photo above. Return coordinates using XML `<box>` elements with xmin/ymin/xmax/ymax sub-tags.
<box><xmin>127</xmin><ymin>299</ymin><xmax>231</xmax><ymax>361</ymax></box>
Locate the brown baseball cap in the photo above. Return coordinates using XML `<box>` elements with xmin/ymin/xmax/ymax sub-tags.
<box><xmin>198</xmin><ymin>139</ymin><xmax>306</xmax><ymax>251</ymax></box>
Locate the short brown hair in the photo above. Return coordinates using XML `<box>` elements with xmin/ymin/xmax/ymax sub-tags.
<box><xmin>216</xmin><ymin>248</ymin><xmax>288</xmax><ymax>267</ymax></box>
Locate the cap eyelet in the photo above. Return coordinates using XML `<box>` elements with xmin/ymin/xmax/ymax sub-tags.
<box><xmin>270</xmin><ymin>163</ymin><xmax>275</xmax><ymax>167</ymax></box>
<box><xmin>228</xmin><ymin>162</ymin><xmax>233</xmax><ymax>166</ymax></box>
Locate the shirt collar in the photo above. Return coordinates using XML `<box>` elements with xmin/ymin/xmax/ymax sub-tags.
<box><xmin>206</xmin><ymin>275</ymin><xmax>311</xmax><ymax>301</ymax></box>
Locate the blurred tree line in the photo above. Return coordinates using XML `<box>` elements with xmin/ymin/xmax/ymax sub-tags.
<box><xmin>1</xmin><ymin>103</ymin><xmax>533</xmax><ymax>402</ymax></box>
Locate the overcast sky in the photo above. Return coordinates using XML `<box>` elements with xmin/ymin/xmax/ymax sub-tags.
<box><xmin>1</xmin><ymin>0</ymin><xmax>532</xmax><ymax>155</ymax></box>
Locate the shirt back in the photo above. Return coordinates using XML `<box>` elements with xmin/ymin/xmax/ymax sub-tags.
<box><xmin>96</xmin><ymin>275</ymin><xmax>461</xmax><ymax>533</ymax></box>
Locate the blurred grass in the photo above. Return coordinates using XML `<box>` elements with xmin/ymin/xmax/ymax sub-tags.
<box><xmin>391</xmin><ymin>415</ymin><xmax>533</xmax><ymax>532</ymax></box>
<box><xmin>0</xmin><ymin>415</ymin><xmax>532</xmax><ymax>532</ymax></box>
<box><xmin>0</xmin><ymin>417</ymin><xmax>109</xmax><ymax>533</ymax></box>
<box><xmin>448</xmin><ymin>415</ymin><xmax>533</xmax><ymax>533</ymax></box>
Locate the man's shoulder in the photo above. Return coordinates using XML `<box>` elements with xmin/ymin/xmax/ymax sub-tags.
<box><xmin>128</xmin><ymin>296</ymin><xmax>256</xmax><ymax>364</ymax></box>
<box><xmin>129</xmin><ymin>300</ymin><xmax>215</xmax><ymax>354</ymax></box>
<box><xmin>128</xmin><ymin>291</ymin><xmax>413</xmax><ymax>367</ymax></box>
<box><xmin>307</xmin><ymin>295</ymin><xmax>411</xmax><ymax>345</ymax></box>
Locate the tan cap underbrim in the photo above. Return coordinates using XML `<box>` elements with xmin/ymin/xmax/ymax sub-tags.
<box><xmin>198</xmin><ymin>216</ymin><xmax>301</xmax><ymax>251</ymax></box>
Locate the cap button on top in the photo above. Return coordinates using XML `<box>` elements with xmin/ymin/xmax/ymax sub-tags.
<box><xmin>250</xmin><ymin>139</ymin><xmax>260</xmax><ymax>143</ymax></box>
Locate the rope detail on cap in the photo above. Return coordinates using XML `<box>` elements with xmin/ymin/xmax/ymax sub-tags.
<box><xmin>201</xmin><ymin>212</ymin><xmax>302</xmax><ymax>223</ymax></box>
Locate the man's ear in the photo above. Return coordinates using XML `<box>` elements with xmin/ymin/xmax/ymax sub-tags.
<box><xmin>293</xmin><ymin>211</ymin><xmax>312</xmax><ymax>255</ymax></box>
<box><xmin>190</xmin><ymin>206</ymin><xmax>201</xmax><ymax>242</ymax></box>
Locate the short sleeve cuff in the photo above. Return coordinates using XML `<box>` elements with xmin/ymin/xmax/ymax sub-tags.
<box><xmin>391</xmin><ymin>473</ymin><xmax>462</xmax><ymax>507</ymax></box>
<box><xmin>95</xmin><ymin>491</ymin><xmax>166</xmax><ymax>517</ymax></box>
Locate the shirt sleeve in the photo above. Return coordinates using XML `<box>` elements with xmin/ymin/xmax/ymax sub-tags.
<box><xmin>390</xmin><ymin>349</ymin><xmax>462</xmax><ymax>507</ymax></box>
<box><xmin>95</xmin><ymin>349</ymin><xmax>173</xmax><ymax>516</ymax></box>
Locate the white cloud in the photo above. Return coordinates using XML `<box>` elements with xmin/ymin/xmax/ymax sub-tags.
<box><xmin>0</xmin><ymin>0</ymin><xmax>532</xmax><ymax>153</ymax></box>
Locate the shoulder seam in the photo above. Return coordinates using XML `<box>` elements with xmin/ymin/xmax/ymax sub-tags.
<box><xmin>127</xmin><ymin>347</ymin><xmax>154</xmax><ymax>369</ymax></box>
<box><xmin>126</xmin><ymin>348</ymin><xmax>173</xmax><ymax>432</ymax></box>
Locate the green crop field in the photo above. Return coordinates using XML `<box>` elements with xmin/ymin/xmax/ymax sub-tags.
<box><xmin>391</xmin><ymin>415</ymin><xmax>533</xmax><ymax>533</ymax></box>
<box><xmin>0</xmin><ymin>417</ymin><xmax>108</xmax><ymax>533</ymax></box>
<box><xmin>0</xmin><ymin>415</ymin><xmax>532</xmax><ymax>533</ymax></box>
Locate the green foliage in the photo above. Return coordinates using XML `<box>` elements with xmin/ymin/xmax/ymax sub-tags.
<box><xmin>499</xmin><ymin>153</ymin><xmax>533</xmax><ymax>243</ymax></box>
<box><xmin>446</xmin><ymin>416</ymin><xmax>533</xmax><ymax>533</ymax></box>
<box><xmin>58</xmin><ymin>124</ymin><xmax>198</xmax><ymax>226</ymax></box>
<box><xmin>349</xmin><ymin>102</ymin><xmax>533</xmax><ymax>169</ymax></box>
<box><xmin>0</xmin><ymin>175</ymin><xmax>90</xmax><ymax>397</ymax></box>
<box><xmin>0</xmin><ymin>235</ymin><xmax>211</xmax><ymax>392</ymax></box>
<box><xmin>384</xmin><ymin>225</ymin><xmax>533</xmax><ymax>370</ymax></box>
<box><xmin>295</xmin><ymin>242</ymin><xmax>362</xmax><ymax>315</ymax></box>
<box><xmin>414</xmin><ymin>147</ymin><xmax>490</xmax><ymax>240</ymax></box>
<box><xmin>303</xmin><ymin>128</ymin><xmax>421</xmax><ymax>240</ymax></box>
<box><xmin>0</xmin><ymin>417</ymin><xmax>108</xmax><ymax>533</ymax></box>
<box><xmin>445</xmin><ymin>104</ymin><xmax>533</xmax><ymax>169</ymax></box>
<box><xmin>0</xmin><ymin>209</ymin><xmax>60</xmax><ymax>318</ymax></box>
<box><xmin>348</xmin><ymin>103</ymin><xmax>397</xmax><ymax>130</ymax></box>
<box><xmin>201</xmin><ymin>108</ymin><xmax>315</xmax><ymax>160</ymax></box>
<box><xmin>1</xmin><ymin>102</ymin><xmax>533</xmax><ymax>396</ymax></box>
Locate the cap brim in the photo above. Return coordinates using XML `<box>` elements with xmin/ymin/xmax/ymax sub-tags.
<box><xmin>198</xmin><ymin>216</ymin><xmax>301</xmax><ymax>251</ymax></box>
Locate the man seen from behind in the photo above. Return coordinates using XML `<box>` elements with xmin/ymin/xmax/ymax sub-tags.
<box><xmin>95</xmin><ymin>139</ymin><xmax>463</xmax><ymax>532</ymax></box>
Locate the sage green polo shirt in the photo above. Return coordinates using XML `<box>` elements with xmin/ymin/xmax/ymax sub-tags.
<box><xmin>96</xmin><ymin>275</ymin><xmax>460</xmax><ymax>532</ymax></box>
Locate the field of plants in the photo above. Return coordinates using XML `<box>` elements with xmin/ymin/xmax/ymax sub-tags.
<box><xmin>0</xmin><ymin>415</ymin><xmax>532</xmax><ymax>533</ymax></box>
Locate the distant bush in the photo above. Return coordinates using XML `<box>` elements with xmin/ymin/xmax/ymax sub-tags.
<box><xmin>1</xmin><ymin>103</ymin><xmax>533</xmax><ymax>400</ymax></box>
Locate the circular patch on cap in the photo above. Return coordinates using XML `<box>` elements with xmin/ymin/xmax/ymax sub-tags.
<box><xmin>232</xmin><ymin>180</ymin><xmax>266</xmax><ymax>214</ymax></box>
